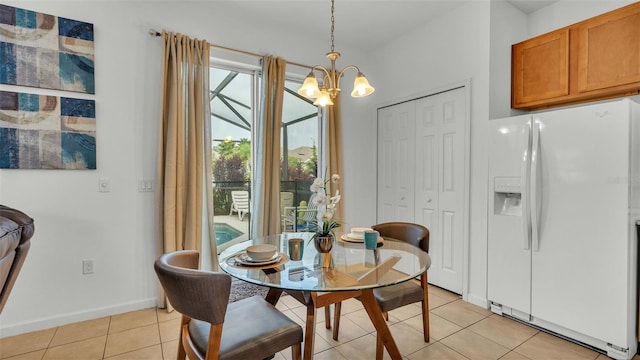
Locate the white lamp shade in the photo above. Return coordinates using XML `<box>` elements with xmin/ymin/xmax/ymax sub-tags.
<box><xmin>313</xmin><ymin>89</ymin><xmax>334</xmax><ymax>107</ymax></box>
<box><xmin>298</xmin><ymin>73</ymin><xmax>322</xmax><ymax>98</ymax></box>
<box><xmin>350</xmin><ymin>72</ymin><xmax>375</xmax><ymax>97</ymax></box>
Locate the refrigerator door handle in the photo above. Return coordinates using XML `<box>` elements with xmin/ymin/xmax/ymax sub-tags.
<box><xmin>531</xmin><ymin>120</ymin><xmax>541</xmax><ymax>252</ymax></box>
<box><xmin>521</xmin><ymin>120</ymin><xmax>532</xmax><ymax>250</ymax></box>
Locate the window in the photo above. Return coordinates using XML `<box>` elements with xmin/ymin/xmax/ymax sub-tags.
<box><xmin>210</xmin><ymin>63</ymin><xmax>320</xmax><ymax>252</ymax></box>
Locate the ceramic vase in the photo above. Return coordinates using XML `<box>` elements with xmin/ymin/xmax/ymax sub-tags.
<box><xmin>314</xmin><ymin>234</ymin><xmax>334</xmax><ymax>253</ymax></box>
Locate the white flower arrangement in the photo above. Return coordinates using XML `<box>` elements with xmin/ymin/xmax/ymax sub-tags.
<box><xmin>310</xmin><ymin>173</ymin><xmax>341</xmax><ymax>236</ymax></box>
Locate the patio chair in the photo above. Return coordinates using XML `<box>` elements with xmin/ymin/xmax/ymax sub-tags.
<box><xmin>280</xmin><ymin>192</ymin><xmax>294</xmax><ymax>232</ymax></box>
<box><xmin>229</xmin><ymin>190</ymin><xmax>250</xmax><ymax>221</ymax></box>
<box><xmin>282</xmin><ymin>194</ymin><xmax>318</xmax><ymax>232</ymax></box>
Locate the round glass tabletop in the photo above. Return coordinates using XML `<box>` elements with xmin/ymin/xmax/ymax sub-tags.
<box><xmin>218</xmin><ymin>232</ymin><xmax>430</xmax><ymax>292</ymax></box>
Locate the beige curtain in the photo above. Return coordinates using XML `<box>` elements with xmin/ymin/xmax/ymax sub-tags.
<box><xmin>327</xmin><ymin>95</ymin><xmax>345</xmax><ymax>222</ymax></box>
<box><xmin>251</xmin><ymin>56</ymin><xmax>287</xmax><ymax>237</ymax></box>
<box><xmin>155</xmin><ymin>31</ymin><xmax>214</xmax><ymax>301</ymax></box>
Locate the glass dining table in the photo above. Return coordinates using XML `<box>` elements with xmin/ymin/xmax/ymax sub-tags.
<box><xmin>218</xmin><ymin>232</ymin><xmax>431</xmax><ymax>360</ymax></box>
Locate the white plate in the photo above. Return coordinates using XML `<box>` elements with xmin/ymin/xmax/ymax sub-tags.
<box><xmin>340</xmin><ymin>234</ymin><xmax>383</xmax><ymax>243</ymax></box>
<box><xmin>234</xmin><ymin>252</ymin><xmax>282</xmax><ymax>266</ymax></box>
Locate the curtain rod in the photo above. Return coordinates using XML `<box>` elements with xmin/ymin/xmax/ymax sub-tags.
<box><xmin>149</xmin><ymin>29</ymin><xmax>312</xmax><ymax>70</ymax></box>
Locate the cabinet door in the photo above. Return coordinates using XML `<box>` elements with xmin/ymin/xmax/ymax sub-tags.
<box><xmin>577</xmin><ymin>3</ymin><xmax>640</xmax><ymax>92</ymax></box>
<box><xmin>512</xmin><ymin>29</ymin><xmax>569</xmax><ymax>107</ymax></box>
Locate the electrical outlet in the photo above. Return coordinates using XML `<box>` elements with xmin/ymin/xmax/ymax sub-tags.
<box><xmin>99</xmin><ymin>178</ymin><xmax>110</xmax><ymax>193</ymax></box>
<box><xmin>82</xmin><ymin>259</ymin><xmax>94</xmax><ymax>274</ymax></box>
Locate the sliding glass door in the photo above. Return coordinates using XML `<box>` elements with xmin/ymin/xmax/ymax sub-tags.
<box><xmin>210</xmin><ymin>64</ymin><xmax>319</xmax><ymax>252</ymax></box>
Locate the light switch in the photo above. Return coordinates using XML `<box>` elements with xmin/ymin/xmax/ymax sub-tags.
<box><xmin>138</xmin><ymin>179</ymin><xmax>154</xmax><ymax>192</ymax></box>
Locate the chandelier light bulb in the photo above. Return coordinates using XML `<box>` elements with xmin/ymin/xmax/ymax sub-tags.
<box><xmin>298</xmin><ymin>72</ymin><xmax>321</xmax><ymax>98</ymax></box>
<box><xmin>313</xmin><ymin>89</ymin><xmax>334</xmax><ymax>107</ymax></box>
<box><xmin>351</xmin><ymin>72</ymin><xmax>375</xmax><ymax>98</ymax></box>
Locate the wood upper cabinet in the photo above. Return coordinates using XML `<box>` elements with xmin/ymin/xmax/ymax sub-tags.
<box><xmin>512</xmin><ymin>29</ymin><xmax>569</xmax><ymax>107</ymax></box>
<box><xmin>512</xmin><ymin>2</ymin><xmax>640</xmax><ymax>110</ymax></box>
<box><xmin>577</xmin><ymin>4</ymin><xmax>640</xmax><ymax>92</ymax></box>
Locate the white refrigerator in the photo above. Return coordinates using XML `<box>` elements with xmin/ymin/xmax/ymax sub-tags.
<box><xmin>487</xmin><ymin>98</ymin><xmax>639</xmax><ymax>359</ymax></box>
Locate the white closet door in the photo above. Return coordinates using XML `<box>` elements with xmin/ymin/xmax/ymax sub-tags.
<box><xmin>377</xmin><ymin>101</ymin><xmax>416</xmax><ymax>222</ymax></box>
<box><xmin>377</xmin><ymin>87</ymin><xmax>466</xmax><ymax>294</ymax></box>
<box><xmin>416</xmin><ymin>88</ymin><xmax>466</xmax><ymax>293</ymax></box>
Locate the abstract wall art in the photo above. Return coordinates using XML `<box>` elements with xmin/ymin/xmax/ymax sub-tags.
<box><xmin>0</xmin><ymin>4</ymin><xmax>94</xmax><ymax>94</ymax></box>
<box><xmin>0</xmin><ymin>90</ymin><xmax>96</xmax><ymax>169</ymax></box>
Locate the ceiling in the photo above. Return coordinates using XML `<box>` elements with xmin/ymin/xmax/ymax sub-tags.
<box><xmin>507</xmin><ymin>0</ymin><xmax>559</xmax><ymax>14</ymax></box>
<box><xmin>217</xmin><ymin>0</ymin><xmax>559</xmax><ymax>53</ymax></box>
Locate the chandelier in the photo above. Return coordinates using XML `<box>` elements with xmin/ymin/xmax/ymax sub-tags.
<box><xmin>297</xmin><ymin>0</ymin><xmax>375</xmax><ymax>107</ymax></box>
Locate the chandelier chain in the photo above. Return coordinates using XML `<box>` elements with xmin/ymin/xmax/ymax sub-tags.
<box><xmin>330</xmin><ymin>0</ymin><xmax>335</xmax><ymax>53</ymax></box>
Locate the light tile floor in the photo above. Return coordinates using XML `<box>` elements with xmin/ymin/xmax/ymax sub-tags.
<box><xmin>1</xmin><ymin>285</ymin><xmax>638</xmax><ymax>360</ymax></box>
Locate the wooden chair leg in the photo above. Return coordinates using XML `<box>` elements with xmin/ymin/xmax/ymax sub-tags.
<box><xmin>177</xmin><ymin>317</ymin><xmax>188</xmax><ymax>360</ymax></box>
<box><xmin>324</xmin><ymin>305</ymin><xmax>331</xmax><ymax>329</ymax></box>
<box><xmin>333</xmin><ymin>301</ymin><xmax>342</xmax><ymax>340</ymax></box>
<box><xmin>421</xmin><ymin>272</ymin><xmax>430</xmax><ymax>342</ymax></box>
<box><xmin>291</xmin><ymin>343</ymin><xmax>302</xmax><ymax>360</ymax></box>
<box><xmin>383</xmin><ymin>311</ymin><xmax>389</xmax><ymax>321</ymax></box>
<box><xmin>375</xmin><ymin>334</ymin><xmax>384</xmax><ymax>360</ymax></box>
<box><xmin>304</xmin><ymin>300</ymin><xmax>316</xmax><ymax>360</ymax></box>
<box><xmin>422</xmin><ymin>299</ymin><xmax>430</xmax><ymax>342</ymax></box>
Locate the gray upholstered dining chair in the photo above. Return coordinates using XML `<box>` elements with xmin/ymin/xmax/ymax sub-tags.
<box><xmin>332</xmin><ymin>222</ymin><xmax>430</xmax><ymax>359</ymax></box>
<box><xmin>154</xmin><ymin>250</ymin><xmax>303</xmax><ymax>360</ymax></box>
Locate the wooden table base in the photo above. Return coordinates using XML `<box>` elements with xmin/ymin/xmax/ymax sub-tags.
<box><xmin>360</xmin><ymin>289</ymin><xmax>402</xmax><ymax>359</ymax></box>
<box><xmin>266</xmin><ymin>288</ymin><xmax>402</xmax><ymax>360</ymax></box>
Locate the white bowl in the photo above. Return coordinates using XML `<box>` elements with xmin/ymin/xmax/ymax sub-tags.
<box><xmin>349</xmin><ymin>227</ymin><xmax>372</xmax><ymax>239</ymax></box>
<box><xmin>246</xmin><ymin>244</ymin><xmax>277</xmax><ymax>261</ymax></box>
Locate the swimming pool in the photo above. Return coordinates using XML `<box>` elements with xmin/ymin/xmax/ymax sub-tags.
<box><xmin>214</xmin><ymin>223</ymin><xmax>244</xmax><ymax>246</ymax></box>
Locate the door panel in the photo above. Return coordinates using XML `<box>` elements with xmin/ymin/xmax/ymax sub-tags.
<box><xmin>416</xmin><ymin>99</ymin><xmax>439</xmax><ymax>274</ymax></box>
<box><xmin>416</xmin><ymin>88</ymin><xmax>465</xmax><ymax>293</ymax></box>
<box><xmin>379</xmin><ymin>110</ymin><xmax>395</xmax><ymax>222</ymax></box>
<box><xmin>512</xmin><ymin>29</ymin><xmax>570</xmax><ymax>107</ymax></box>
<box><xmin>442</xmin><ymin>133</ymin><xmax>455</xmax><ymax>191</ymax></box>
<box><xmin>442</xmin><ymin>210</ymin><xmax>455</xmax><ymax>270</ymax></box>
<box><xmin>377</xmin><ymin>102</ymin><xmax>415</xmax><ymax>223</ymax></box>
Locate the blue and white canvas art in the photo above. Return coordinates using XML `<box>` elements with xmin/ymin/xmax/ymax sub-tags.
<box><xmin>0</xmin><ymin>4</ymin><xmax>95</xmax><ymax>94</ymax></box>
<box><xmin>0</xmin><ymin>90</ymin><xmax>96</xmax><ymax>169</ymax></box>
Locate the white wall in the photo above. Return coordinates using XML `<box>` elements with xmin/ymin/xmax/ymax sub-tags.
<box><xmin>489</xmin><ymin>0</ymin><xmax>528</xmax><ymax>120</ymax></box>
<box><xmin>0</xmin><ymin>0</ymin><xmax>365</xmax><ymax>337</ymax></box>
<box><xmin>527</xmin><ymin>0</ymin><xmax>636</xmax><ymax>37</ymax></box>
<box><xmin>358</xmin><ymin>1</ymin><xmax>492</xmax><ymax>306</ymax></box>
<box><xmin>0</xmin><ymin>1</ymin><xmax>160</xmax><ymax>337</ymax></box>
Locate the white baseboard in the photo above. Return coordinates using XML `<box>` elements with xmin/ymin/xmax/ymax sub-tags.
<box><xmin>464</xmin><ymin>292</ymin><xmax>489</xmax><ymax>309</ymax></box>
<box><xmin>0</xmin><ymin>298</ymin><xmax>158</xmax><ymax>338</ymax></box>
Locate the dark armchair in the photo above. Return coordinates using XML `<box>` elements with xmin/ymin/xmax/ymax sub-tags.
<box><xmin>0</xmin><ymin>204</ymin><xmax>35</xmax><ymax>314</ymax></box>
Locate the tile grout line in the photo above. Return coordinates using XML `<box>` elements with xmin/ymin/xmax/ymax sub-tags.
<box><xmin>154</xmin><ymin>309</ymin><xmax>166</xmax><ymax>360</ymax></box>
<box><xmin>102</xmin><ymin>314</ymin><xmax>113</xmax><ymax>359</ymax></box>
